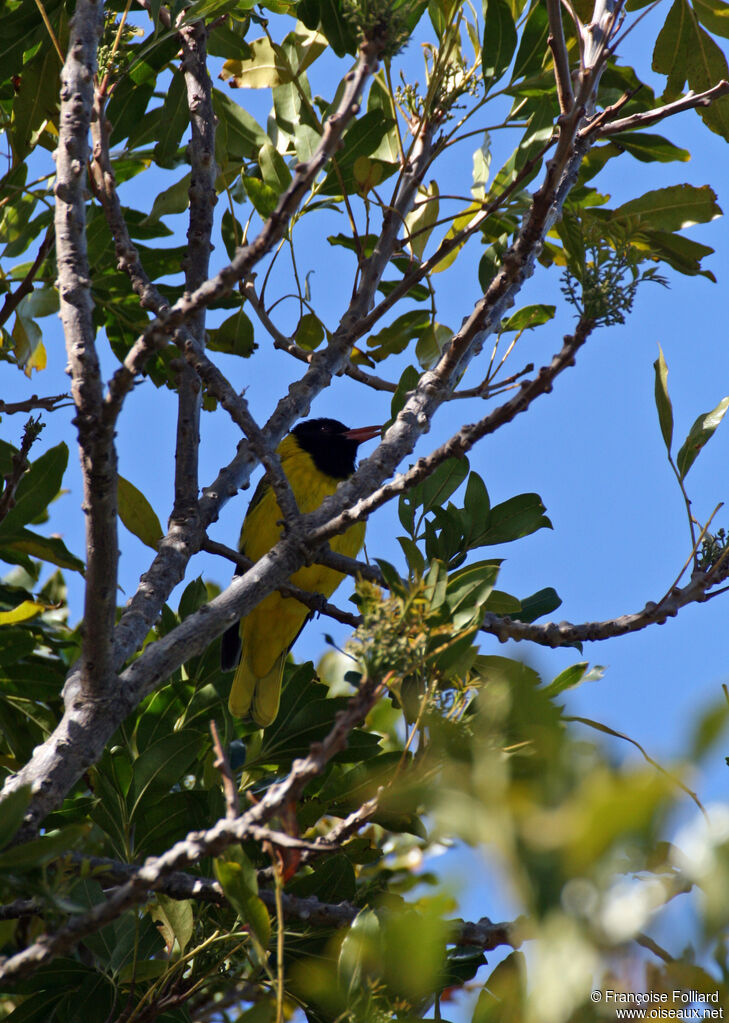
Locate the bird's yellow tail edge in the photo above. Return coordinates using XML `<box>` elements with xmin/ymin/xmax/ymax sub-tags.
<box><xmin>228</xmin><ymin>652</ymin><xmax>286</xmax><ymax>727</ymax></box>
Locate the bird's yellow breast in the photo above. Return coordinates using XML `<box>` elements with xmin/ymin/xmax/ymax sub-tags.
<box><xmin>240</xmin><ymin>434</ymin><xmax>365</xmax><ymax>590</ymax></box>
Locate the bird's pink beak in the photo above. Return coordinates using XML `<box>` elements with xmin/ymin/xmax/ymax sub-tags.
<box><xmin>343</xmin><ymin>425</ymin><xmax>382</xmax><ymax>445</ymax></box>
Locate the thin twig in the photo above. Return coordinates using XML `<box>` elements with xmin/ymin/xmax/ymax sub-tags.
<box><xmin>0</xmin><ymin>226</ymin><xmax>55</xmax><ymax>328</ymax></box>
<box><xmin>0</xmin><ymin>417</ymin><xmax>45</xmax><ymax>525</ymax></box>
<box><xmin>585</xmin><ymin>81</ymin><xmax>729</xmax><ymax>138</ymax></box>
<box><xmin>209</xmin><ymin>721</ymin><xmax>239</xmax><ymax>820</ymax></box>
<box><xmin>0</xmin><ymin>394</ymin><xmax>70</xmax><ymax>416</ymax></box>
<box><xmin>546</xmin><ymin>0</ymin><xmax>575</xmax><ymax>114</ymax></box>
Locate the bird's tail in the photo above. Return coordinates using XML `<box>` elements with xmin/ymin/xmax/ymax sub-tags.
<box><xmin>228</xmin><ymin>651</ymin><xmax>286</xmax><ymax>727</ymax></box>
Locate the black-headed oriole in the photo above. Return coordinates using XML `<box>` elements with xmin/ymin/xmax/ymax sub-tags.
<box><xmin>221</xmin><ymin>418</ymin><xmax>380</xmax><ymax>726</ymax></box>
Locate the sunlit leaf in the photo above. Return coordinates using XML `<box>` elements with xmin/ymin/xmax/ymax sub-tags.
<box><xmin>676</xmin><ymin>395</ymin><xmax>729</xmax><ymax>478</ymax></box>
<box><xmin>117</xmin><ymin>475</ymin><xmax>164</xmax><ymax>551</ymax></box>
<box><xmin>653</xmin><ymin>344</ymin><xmax>674</xmax><ymax>453</ymax></box>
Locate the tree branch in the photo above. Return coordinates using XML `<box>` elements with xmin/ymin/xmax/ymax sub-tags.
<box><xmin>54</xmin><ymin>0</ymin><xmax>116</xmax><ymax>699</ymax></box>
<box><xmin>170</xmin><ymin>20</ymin><xmax>217</xmax><ymax>528</ymax></box>
<box><xmin>481</xmin><ymin>561</ymin><xmax>729</xmax><ymax>647</ymax></box>
<box><xmin>587</xmin><ymin>80</ymin><xmax>729</xmax><ymax>137</ymax></box>
<box><xmin>0</xmin><ymin>394</ymin><xmax>70</xmax><ymax>416</ymax></box>
<box><xmin>202</xmin><ymin>538</ymin><xmax>361</xmax><ymax>626</ymax></box>
<box><xmin>547</xmin><ymin>0</ymin><xmax>575</xmax><ymax>114</ymax></box>
<box><xmin>0</xmin><ymin>873</ymin><xmax>522</xmax><ymax>953</ymax></box>
<box><xmin>0</xmin><ymin>226</ymin><xmax>55</xmax><ymax>328</ymax></box>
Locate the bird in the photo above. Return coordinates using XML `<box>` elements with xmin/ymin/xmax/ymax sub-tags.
<box><xmin>221</xmin><ymin>417</ymin><xmax>381</xmax><ymax>727</ymax></box>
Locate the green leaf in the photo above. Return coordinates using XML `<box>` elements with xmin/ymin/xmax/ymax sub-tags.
<box><xmin>128</xmin><ymin>731</ymin><xmax>202</xmax><ymax>817</ymax></box>
<box><xmin>0</xmin><ymin>823</ymin><xmax>89</xmax><ymax>871</ymax></box>
<box><xmin>212</xmin><ymin>89</ymin><xmax>268</xmax><ymax>161</ymax></box>
<box><xmin>288</xmin><ymin>853</ymin><xmax>356</xmax><ymax>901</ymax></box>
<box><xmin>401</xmin><ymin>457</ymin><xmax>470</xmax><ymax>532</ymax></box>
<box><xmin>215</xmin><ymin>847</ymin><xmax>270</xmax><ymax>945</ymax></box>
<box><xmin>614</xmin><ymin>184</ymin><xmax>721</xmax><ymax>232</ymax></box>
<box><xmin>10</xmin><ymin>45</ymin><xmax>59</xmax><ymax>161</ymax></box>
<box><xmin>366</xmin><ymin>310</ymin><xmax>432</xmax><ymax>362</ymax></box>
<box><xmin>0</xmin><ymin>782</ymin><xmax>32</xmax><ymax>851</ymax></box>
<box><xmin>404</xmin><ymin>181</ymin><xmax>440</xmax><ymax>259</ymax></box>
<box><xmin>1</xmin><ymin>529</ymin><xmax>85</xmax><ymax>573</ymax></box>
<box><xmin>473</xmin><ymin>951</ymin><xmax>527</xmax><ymax>1022</ymax></box>
<box><xmin>446</xmin><ymin>560</ymin><xmax>500</xmax><ymax>626</ymax></box>
<box><xmin>676</xmin><ymin>396</ymin><xmax>729</xmax><ymax>479</ymax></box>
<box><xmin>500</xmin><ymin>303</ymin><xmax>555</xmax><ymax>332</ymax></box>
<box><xmin>653</xmin><ymin>0</ymin><xmax>692</xmax><ymax>97</ymax></box>
<box><xmin>653</xmin><ymin>0</ymin><xmax>729</xmax><ymax>138</ymax></box>
<box><xmin>258</xmin><ymin>140</ymin><xmax>292</xmax><ymax>193</ymax></box>
<box><xmin>490</xmin><ymin>98</ymin><xmax>553</xmax><ymax>193</ymax></box>
<box><xmin>431</xmin><ymin>201</ymin><xmax>482</xmax><ymax>273</ymax></box>
<box><xmin>153</xmin><ymin>69</ymin><xmax>188</xmax><ymax>169</ymax></box>
<box><xmin>320</xmin><ymin>112</ymin><xmax>397</xmax><ymax>195</ymax></box>
<box><xmin>481</xmin><ymin>0</ymin><xmax>517</xmax><ymax>86</ymax></box>
<box><xmin>642</xmin><ymin>228</ymin><xmax>715</xmax><ymax>279</ymax></box>
<box><xmin>153</xmin><ymin>894</ymin><xmax>194</xmax><ymax>955</ymax></box>
<box><xmin>608</xmin><ymin>131</ymin><xmax>690</xmax><ymax>163</ymax></box>
<box><xmin>0</xmin><ymin>443</ymin><xmax>68</xmax><ymax>535</ymax></box>
<box><xmin>514</xmin><ymin>586</ymin><xmax>561</xmax><ymax>623</ymax></box>
<box><xmin>146</xmin><ymin>172</ymin><xmax>191</xmax><ymax>222</ymax></box>
<box><xmin>415</xmin><ymin>322</ymin><xmax>451</xmax><ymax>370</ymax></box>
<box><xmin>474</xmin><ymin>493</ymin><xmax>551</xmax><ymax>545</ymax></box>
<box><xmin>389</xmin><ymin>364</ymin><xmax>420</xmax><ymax>420</ymax></box>
<box><xmin>117</xmin><ymin>475</ymin><xmax>164</xmax><ymax>551</ymax></box>
<box><xmin>220</xmin><ymin>37</ymin><xmax>293</xmax><ymax>89</ymax></box>
<box><xmin>693</xmin><ymin>0</ymin><xmax>729</xmax><ymax>38</ymax></box>
<box><xmin>397</xmin><ymin>535</ymin><xmax>426</xmax><ymax>576</ymax></box>
<box><xmin>242</xmin><ymin>176</ymin><xmax>280</xmax><ymax>219</ymax></box>
<box><xmin>511</xmin><ymin>1</ymin><xmax>549</xmax><ymax>81</ymax></box>
<box><xmin>298</xmin><ymin>0</ymin><xmax>359</xmax><ymax>56</ymax></box>
<box><xmin>296</xmin><ymin>312</ymin><xmax>325</xmax><ymax>350</ymax></box>
<box><xmin>543</xmin><ymin>661</ymin><xmax>604</xmax><ymax>697</ymax></box>
<box><xmin>484</xmin><ymin>589</ymin><xmax>521</xmax><ymax>614</ymax></box>
<box><xmin>107</xmin><ymin>80</ymin><xmax>155</xmax><ymax>147</ymax></box>
<box><xmin>653</xmin><ymin>345</ymin><xmax>674</xmax><ymax>453</ymax></box>
<box><xmin>207</xmin><ymin>307</ymin><xmax>256</xmax><ymax>357</ymax></box>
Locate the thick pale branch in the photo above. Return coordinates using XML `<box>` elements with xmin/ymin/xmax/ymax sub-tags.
<box><xmin>202</xmin><ymin>538</ymin><xmax>360</xmax><ymax>626</ymax></box>
<box><xmin>54</xmin><ymin>0</ymin><xmax>116</xmax><ymax>698</ymax></box>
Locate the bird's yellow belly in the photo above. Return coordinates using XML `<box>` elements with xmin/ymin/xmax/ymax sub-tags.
<box><xmin>240</xmin><ymin>450</ymin><xmax>365</xmax><ymax>677</ymax></box>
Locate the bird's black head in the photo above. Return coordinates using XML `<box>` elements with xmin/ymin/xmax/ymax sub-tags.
<box><xmin>292</xmin><ymin>418</ymin><xmax>379</xmax><ymax>480</ymax></box>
